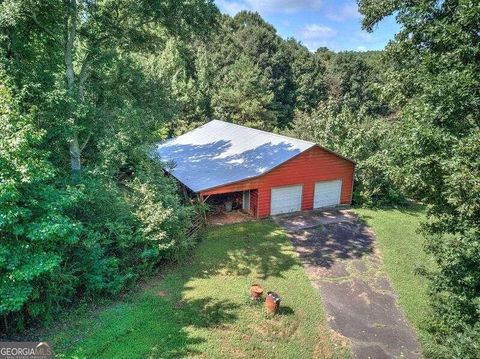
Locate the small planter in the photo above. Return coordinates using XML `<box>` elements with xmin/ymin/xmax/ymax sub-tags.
<box><xmin>250</xmin><ymin>284</ymin><xmax>263</xmax><ymax>301</ymax></box>
<box><xmin>265</xmin><ymin>291</ymin><xmax>281</xmax><ymax>315</ymax></box>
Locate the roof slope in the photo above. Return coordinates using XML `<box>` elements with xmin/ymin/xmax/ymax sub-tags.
<box><xmin>155</xmin><ymin>120</ymin><xmax>315</xmax><ymax>192</ymax></box>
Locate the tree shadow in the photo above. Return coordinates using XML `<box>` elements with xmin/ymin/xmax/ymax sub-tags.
<box><xmin>51</xmin><ymin>284</ymin><xmax>241</xmax><ymax>359</ymax></box>
<box><xmin>144</xmin><ymin>296</ymin><xmax>240</xmax><ymax>358</ymax></box>
<box><xmin>189</xmin><ymin>223</ymin><xmax>298</xmax><ymax>280</ymax></box>
<box><xmin>289</xmin><ymin>220</ymin><xmax>375</xmax><ymax>269</ymax></box>
<box><xmin>156</xmin><ymin>137</ymin><xmax>304</xmax><ymax>192</ymax></box>
<box><xmin>148</xmin><ymin>222</ymin><xmax>298</xmax><ymax>357</ymax></box>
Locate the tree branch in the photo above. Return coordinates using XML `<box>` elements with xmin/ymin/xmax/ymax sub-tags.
<box><xmin>80</xmin><ymin>132</ymin><xmax>92</xmax><ymax>152</ymax></box>
<box><xmin>64</xmin><ymin>0</ymin><xmax>77</xmax><ymax>93</ymax></box>
<box><xmin>27</xmin><ymin>11</ymin><xmax>63</xmax><ymax>46</ymax></box>
<box><xmin>78</xmin><ymin>51</ymin><xmax>92</xmax><ymax>101</ymax></box>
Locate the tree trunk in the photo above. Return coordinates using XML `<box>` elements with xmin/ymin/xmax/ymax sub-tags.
<box><xmin>64</xmin><ymin>0</ymin><xmax>76</xmax><ymax>94</ymax></box>
<box><xmin>70</xmin><ymin>135</ymin><xmax>81</xmax><ymax>181</ymax></box>
<box><xmin>64</xmin><ymin>0</ymin><xmax>80</xmax><ymax>179</ymax></box>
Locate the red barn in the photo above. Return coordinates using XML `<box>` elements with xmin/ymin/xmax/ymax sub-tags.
<box><xmin>156</xmin><ymin>120</ymin><xmax>355</xmax><ymax>218</ymax></box>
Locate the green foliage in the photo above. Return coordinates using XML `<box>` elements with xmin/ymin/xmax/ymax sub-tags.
<box><xmin>327</xmin><ymin>51</ymin><xmax>389</xmax><ymax>115</ymax></box>
<box><xmin>68</xmin><ymin>167</ymin><xmax>192</xmax><ymax>294</ymax></box>
<box><xmin>284</xmin><ymin>39</ymin><xmax>327</xmax><ymax>112</ymax></box>
<box><xmin>0</xmin><ymin>0</ymin><xmax>216</xmax><ymax>332</ymax></box>
<box><xmin>212</xmin><ymin>55</ymin><xmax>275</xmax><ymax>129</ymax></box>
<box><xmin>0</xmin><ymin>81</ymin><xmax>80</xmax><ymax>324</ymax></box>
<box><xmin>205</xmin><ymin>12</ymin><xmax>331</xmax><ymax>129</ymax></box>
<box><xmin>6</xmin><ymin>0</ymin><xmax>472</xmax><ymax>349</ymax></box>
<box><xmin>128</xmin><ymin>163</ymin><xmax>194</xmax><ymax>260</ymax></box>
<box><xmin>129</xmin><ymin>10</ymin><xmax>388</xmax><ymax>133</ymax></box>
<box><xmin>141</xmin><ymin>38</ymin><xmax>218</xmax><ymax>136</ymax></box>
<box><xmin>0</xmin><ymin>79</ymin><xmax>194</xmax><ymax>329</ymax></box>
<box><xmin>360</xmin><ymin>0</ymin><xmax>480</xmax><ymax>356</ymax></box>
<box><xmin>229</xmin><ymin>12</ymin><xmax>295</xmax><ymax>127</ymax></box>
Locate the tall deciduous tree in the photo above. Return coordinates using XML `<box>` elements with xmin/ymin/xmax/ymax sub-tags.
<box><xmin>150</xmin><ymin>38</ymin><xmax>212</xmax><ymax>136</ymax></box>
<box><xmin>0</xmin><ymin>0</ymin><xmax>219</xmax><ymax>331</ymax></box>
<box><xmin>2</xmin><ymin>0</ymin><xmax>218</xmax><ymax>178</ymax></box>
<box><xmin>286</xmin><ymin>100</ymin><xmax>402</xmax><ymax>206</ymax></box>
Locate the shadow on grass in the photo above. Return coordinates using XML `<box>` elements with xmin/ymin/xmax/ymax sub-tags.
<box><xmin>54</xmin><ymin>294</ymin><xmax>240</xmax><ymax>358</ymax></box>
<box><xmin>278</xmin><ymin>306</ymin><xmax>295</xmax><ymax>315</ymax></box>
<box><xmin>53</xmin><ymin>220</ymin><xmax>298</xmax><ymax>358</ymax></box>
<box><xmin>191</xmin><ymin>222</ymin><xmax>298</xmax><ymax>280</ymax></box>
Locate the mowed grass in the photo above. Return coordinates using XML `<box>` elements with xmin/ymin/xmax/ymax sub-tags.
<box><xmin>353</xmin><ymin>204</ymin><xmax>435</xmax><ymax>350</ymax></box>
<box><xmin>49</xmin><ymin>220</ymin><xmax>349</xmax><ymax>358</ymax></box>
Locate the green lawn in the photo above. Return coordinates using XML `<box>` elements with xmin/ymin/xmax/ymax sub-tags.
<box><xmin>353</xmin><ymin>204</ymin><xmax>435</xmax><ymax>351</ymax></box>
<box><xmin>48</xmin><ymin>221</ymin><xmax>349</xmax><ymax>358</ymax></box>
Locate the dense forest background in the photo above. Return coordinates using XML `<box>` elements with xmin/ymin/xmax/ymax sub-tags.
<box><xmin>0</xmin><ymin>1</ymin><xmax>478</xmax><ymax>357</ymax></box>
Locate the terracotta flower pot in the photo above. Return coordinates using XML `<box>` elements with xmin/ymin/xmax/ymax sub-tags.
<box><xmin>265</xmin><ymin>291</ymin><xmax>281</xmax><ymax>314</ymax></box>
<box><xmin>250</xmin><ymin>284</ymin><xmax>263</xmax><ymax>301</ymax></box>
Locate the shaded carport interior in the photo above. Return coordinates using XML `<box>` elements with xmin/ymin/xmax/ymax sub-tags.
<box><xmin>201</xmin><ymin>189</ymin><xmax>259</xmax><ymax>224</ymax></box>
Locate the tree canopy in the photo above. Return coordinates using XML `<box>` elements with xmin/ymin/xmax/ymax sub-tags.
<box><xmin>1</xmin><ymin>2</ymin><xmax>479</xmax><ymax>355</ymax></box>
<box><xmin>359</xmin><ymin>0</ymin><xmax>480</xmax><ymax>356</ymax></box>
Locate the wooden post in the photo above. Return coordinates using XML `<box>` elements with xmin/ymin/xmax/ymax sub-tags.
<box><xmin>181</xmin><ymin>184</ymin><xmax>189</xmax><ymax>202</ymax></box>
<box><xmin>198</xmin><ymin>194</ymin><xmax>208</xmax><ymax>223</ymax></box>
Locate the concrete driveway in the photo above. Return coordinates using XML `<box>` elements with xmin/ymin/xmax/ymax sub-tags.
<box><xmin>274</xmin><ymin>210</ymin><xmax>422</xmax><ymax>359</ymax></box>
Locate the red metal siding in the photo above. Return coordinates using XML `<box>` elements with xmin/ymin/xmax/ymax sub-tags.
<box><xmin>201</xmin><ymin>146</ymin><xmax>355</xmax><ymax>218</ymax></box>
<box><xmin>250</xmin><ymin>189</ymin><xmax>259</xmax><ymax>218</ymax></box>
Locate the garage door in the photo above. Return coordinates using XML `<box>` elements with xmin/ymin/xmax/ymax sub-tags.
<box><xmin>271</xmin><ymin>185</ymin><xmax>303</xmax><ymax>215</ymax></box>
<box><xmin>314</xmin><ymin>180</ymin><xmax>342</xmax><ymax>209</ymax></box>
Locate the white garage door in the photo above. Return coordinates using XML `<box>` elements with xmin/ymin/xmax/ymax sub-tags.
<box><xmin>314</xmin><ymin>180</ymin><xmax>342</xmax><ymax>209</ymax></box>
<box><xmin>271</xmin><ymin>185</ymin><xmax>303</xmax><ymax>215</ymax></box>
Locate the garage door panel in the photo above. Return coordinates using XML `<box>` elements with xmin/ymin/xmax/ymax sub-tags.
<box><xmin>271</xmin><ymin>185</ymin><xmax>302</xmax><ymax>215</ymax></box>
<box><xmin>314</xmin><ymin>180</ymin><xmax>342</xmax><ymax>209</ymax></box>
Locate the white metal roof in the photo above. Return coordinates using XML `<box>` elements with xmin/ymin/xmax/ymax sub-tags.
<box><xmin>155</xmin><ymin>120</ymin><xmax>315</xmax><ymax>192</ymax></box>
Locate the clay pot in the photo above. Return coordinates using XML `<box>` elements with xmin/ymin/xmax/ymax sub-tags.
<box><xmin>265</xmin><ymin>291</ymin><xmax>281</xmax><ymax>314</ymax></box>
<box><xmin>250</xmin><ymin>284</ymin><xmax>263</xmax><ymax>300</ymax></box>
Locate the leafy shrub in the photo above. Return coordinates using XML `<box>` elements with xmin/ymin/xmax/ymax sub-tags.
<box><xmin>0</xmin><ymin>83</ymin><xmax>81</xmax><ymax>328</ymax></box>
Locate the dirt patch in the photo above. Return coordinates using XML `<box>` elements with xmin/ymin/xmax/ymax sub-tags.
<box><xmin>208</xmin><ymin>210</ymin><xmax>254</xmax><ymax>226</ymax></box>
